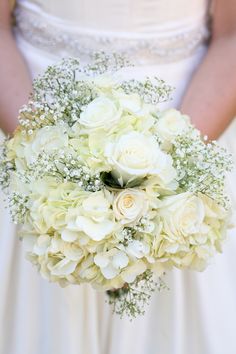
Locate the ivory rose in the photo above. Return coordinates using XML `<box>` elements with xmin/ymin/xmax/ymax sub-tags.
<box><xmin>105</xmin><ymin>131</ymin><xmax>177</xmax><ymax>185</ymax></box>
<box><xmin>113</xmin><ymin>188</ymin><xmax>148</xmax><ymax>224</ymax></box>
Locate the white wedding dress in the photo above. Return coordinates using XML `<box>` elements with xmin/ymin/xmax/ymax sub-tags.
<box><xmin>1</xmin><ymin>1</ymin><xmax>236</xmax><ymax>354</ymax></box>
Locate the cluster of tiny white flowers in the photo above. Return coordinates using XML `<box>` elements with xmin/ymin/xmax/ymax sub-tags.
<box><xmin>171</xmin><ymin>130</ymin><xmax>233</xmax><ymax>207</ymax></box>
<box><xmin>119</xmin><ymin>227</ymin><xmax>136</xmax><ymax>245</ymax></box>
<box><xmin>0</xmin><ymin>145</ymin><xmax>14</xmax><ymax>189</ymax></box>
<box><xmin>107</xmin><ymin>270</ymin><xmax>165</xmax><ymax>319</ymax></box>
<box><xmin>82</xmin><ymin>51</ymin><xmax>132</xmax><ymax>76</ymax></box>
<box><xmin>121</xmin><ymin>77</ymin><xmax>172</xmax><ymax>104</ymax></box>
<box><xmin>133</xmin><ymin>216</ymin><xmax>154</xmax><ymax>232</ymax></box>
<box><xmin>8</xmin><ymin>192</ymin><xmax>29</xmax><ymax>224</ymax></box>
<box><xmin>19</xmin><ymin>60</ymin><xmax>96</xmax><ymax>133</ymax></box>
<box><xmin>28</xmin><ymin>152</ymin><xmax>104</xmax><ymax>192</ymax></box>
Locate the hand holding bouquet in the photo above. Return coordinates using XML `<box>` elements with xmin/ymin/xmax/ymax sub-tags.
<box><xmin>0</xmin><ymin>55</ymin><xmax>233</xmax><ymax>318</ymax></box>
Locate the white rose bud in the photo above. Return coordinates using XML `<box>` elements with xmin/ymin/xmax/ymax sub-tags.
<box><xmin>113</xmin><ymin>189</ymin><xmax>148</xmax><ymax>224</ymax></box>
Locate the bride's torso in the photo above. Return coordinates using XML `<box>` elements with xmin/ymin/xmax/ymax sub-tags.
<box><xmin>15</xmin><ymin>0</ymin><xmax>210</xmax><ymax>65</ymax></box>
<box><xmin>17</xmin><ymin>0</ymin><xmax>209</xmax><ymax>32</ymax></box>
<box><xmin>15</xmin><ymin>0</ymin><xmax>210</xmax><ymax>109</ymax></box>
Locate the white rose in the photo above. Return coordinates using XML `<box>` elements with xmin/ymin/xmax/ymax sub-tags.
<box><xmin>113</xmin><ymin>189</ymin><xmax>148</xmax><ymax>224</ymax></box>
<box><xmin>156</xmin><ymin>109</ymin><xmax>190</xmax><ymax>141</ymax></box>
<box><xmin>79</xmin><ymin>96</ymin><xmax>121</xmax><ymax>129</ymax></box>
<box><xmin>159</xmin><ymin>192</ymin><xmax>206</xmax><ymax>237</ymax></box>
<box><xmin>105</xmin><ymin>131</ymin><xmax>176</xmax><ymax>185</ymax></box>
<box><xmin>199</xmin><ymin>193</ymin><xmax>229</xmax><ymax>246</ymax></box>
<box><xmin>200</xmin><ymin>193</ymin><xmax>228</xmax><ymax>220</ymax></box>
<box><xmin>24</xmin><ymin>125</ymin><xmax>68</xmax><ymax>165</ymax></box>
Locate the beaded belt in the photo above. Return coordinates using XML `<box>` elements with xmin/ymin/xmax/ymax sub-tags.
<box><xmin>15</xmin><ymin>3</ymin><xmax>210</xmax><ymax>64</ymax></box>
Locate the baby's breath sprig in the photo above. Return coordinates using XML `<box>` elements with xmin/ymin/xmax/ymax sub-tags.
<box><xmin>18</xmin><ymin>54</ymin><xmax>133</xmax><ymax>134</ymax></box>
<box><xmin>107</xmin><ymin>270</ymin><xmax>167</xmax><ymax>319</ymax></box>
<box><xmin>133</xmin><ymin>216</ymin><xmax>154</xmax><ymax>233</ymax></box>
<box><xmin>8</xmin><ymin>192</ymin><xmax>29</xmax><ymax>224</ymax></box>
<box><xmin>121</xmin><ymin>77</ymin><xmax>173</xmax><ymax>104</ymax></box>
<box><xmin>19</xmin><ymin>59</ymin><xmax>96</xmax><ymax>133</ymax></box>
<box><xmin>171</xmin><ymin>130</ymin><xmax>233</xmax><ymax>207</ymax></box>
<box><xmin>119</xmin><ymin>217</ymin><xmax>154</xmax><ymax>246</ymax></box>
<box><xmin>27</xmin><ymin>152</ymin><xmax>104</xmax><ymax>192</ymax></box>
<box><xmin>120</xmin><ymin>227</ymin><xmax>137</xmax><ymax>246</ymax></box>
<box><xmin>82</xmin><ymin>51</ymin><xmax>132</xmax><ymax>76</ymax></box>
<box><xmin>0</xmin><ymin>140</ymin><xmax>15</xmax><ymax>190</ymax></box>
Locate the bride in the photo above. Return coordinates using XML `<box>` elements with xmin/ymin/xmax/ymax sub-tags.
<box><xmin>0</xmin><ymin>1</ymin><xmax>236</xmax><ymax>353</ymax></box>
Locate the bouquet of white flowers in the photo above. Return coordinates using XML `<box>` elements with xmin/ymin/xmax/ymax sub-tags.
<box><xmin>0</xmin><ymin>54</ymin><xmax>233</xmax><ymax>318</ymax></box>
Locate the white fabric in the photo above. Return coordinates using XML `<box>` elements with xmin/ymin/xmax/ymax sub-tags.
<box><xmin>1</xmin><ymin>1</ymin><xmax>236</xmax><ymax>354</ymax></box>
<box><xmin>14</xmin><ymin>0</ymin><xmax>210</xmax><ymax>66</ymax></box>
<box><xmin>17</xmin><ymin>0</ymin><xmax>208</xmax><ymax>32</ymax></box>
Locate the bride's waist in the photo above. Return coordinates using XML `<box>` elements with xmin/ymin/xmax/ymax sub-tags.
<box><xmin>14</xmin><ymin>2</ymin><xmax>210</xmax><ymax>65</ymax></box>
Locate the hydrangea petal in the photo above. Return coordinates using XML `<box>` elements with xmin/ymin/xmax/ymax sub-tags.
<box><xmin>101</xmin><ymin>264</ymin><xmax>119</xmax><ymax>280</ymax></box>
<box><xmin>112</xmin><ymin>251</ymin><xmax>129</xmax><ymax>269</ymax></box>
<box><xmin>49</xmin><ymin>258</ymin><xmax>77</xmax><ymax>276</ymax></box>
<box><xmin>94</xmin><ymin>254</ymin><xmax>110</xmax><ymax>268</ymax></box>
<box><xmin>76</xmin><ymin>215</ymin><xmax>115</xmax><ymax>241</ymax></box>
<box><xmin>121</xmin><ymin>261</ymin><xmax>146</xmax><ymax>283</ymax></box>
<box><xmin>61</xmin><ymin>229</ymin><xmax>79</xmax><ymax>242</ymax></box>
<box><xmin>33</xmin><ymin>234</ymin><xmax>51</xmax><ymax>256</ymax></box>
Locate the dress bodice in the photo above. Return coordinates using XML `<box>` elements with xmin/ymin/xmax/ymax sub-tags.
<box><xmin>15</xmin><ymin>0</ymin><xmax>210</xmax><ymax>64</ymax></box>
<box><xmin>17</xmin><ymin>0</ymin><xmax>209</xmax><ymax>33</ymax></box>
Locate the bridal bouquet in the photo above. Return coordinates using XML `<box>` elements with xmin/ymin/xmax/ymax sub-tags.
<box><xmin>0</xmin><ymin>55</ymin><xmax>233</xmax><ymax>318</ymax></box>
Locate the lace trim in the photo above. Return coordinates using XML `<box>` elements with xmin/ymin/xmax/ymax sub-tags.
<box><xmin>15</xmin><ymin>4</ymin><xmax>210</xmax><ymax>64</ymax></box>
